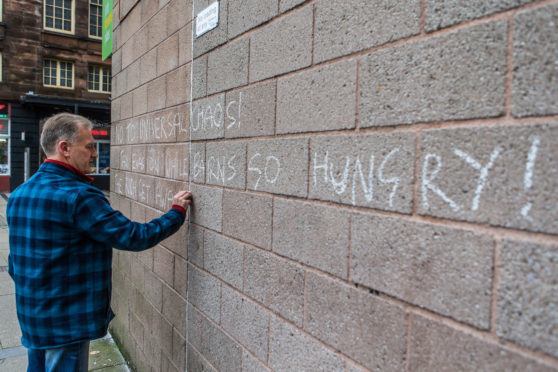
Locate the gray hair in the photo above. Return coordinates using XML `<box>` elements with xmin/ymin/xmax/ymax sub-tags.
<box><xmin>40</xmin><ymin>113</ymin><xmax>93</xmax><ymax>156</ymax></box>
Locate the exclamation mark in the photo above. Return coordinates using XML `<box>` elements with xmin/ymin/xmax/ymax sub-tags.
<box><xmin>521</xmin><ymin>136</ymin><xmax>540</xmax><ymax>221</ymax></box>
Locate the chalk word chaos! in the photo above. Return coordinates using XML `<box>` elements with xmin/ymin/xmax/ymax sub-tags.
<box><xmin>191</xmin><ymin>93</ymin><xmax>242</xmax><ymax>138</ymax></box>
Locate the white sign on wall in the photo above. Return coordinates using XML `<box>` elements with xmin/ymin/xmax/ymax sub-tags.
<box><xmin>196</xmin><ymin>1</ymin><xmax>219</xmax><ymax>38</ymax></box>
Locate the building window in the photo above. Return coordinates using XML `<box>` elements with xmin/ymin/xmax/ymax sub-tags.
<box><xmin>44</xmin><ymin>0</ymin><xmax>74</xmax><ymax>34</ymax></box>
<box><xmin>89</xmin><ymin>0</ymin><xmax>102</xmax><ymax>38</ymax></box>
<box><xmin>0</xmin><ymin>104</ymin><xmax>9</xmax><ymax>176</ymax></box>
<box><xmin>43</xmin><ymin>59</ymin><xmax>74</xmax><ymax>89</ymax></box>
<box><xmin>89</xmin><ymin>140</ymin><xmax>110</xmax><ymax>175</ymax></box>
<box><xmin>0</xmin><ymin>0</ymin><xmax>3</xmax><ymax>23</ymax></box>
<box><xmin>0</xmin><ymin>52</ymin><xmax>2</xmax><ymax>83</ymax></box>
<box><xmin>88</xmin><ymin>65</ymin><xmax>111</xmax><ymax>93</ymax></box>
<box><xmin>0</xmin><ymin>138</ymin><xmax>9</xmax><ymax>175</ymax></box>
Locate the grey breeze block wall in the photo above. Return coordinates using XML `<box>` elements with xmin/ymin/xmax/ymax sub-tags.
<box><xmin>109</xmin><ymin>0</ymin><xmax>558</xmax><ymax>371</ymax></box>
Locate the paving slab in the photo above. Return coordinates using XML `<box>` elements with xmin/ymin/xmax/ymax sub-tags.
<box><xmin>89</xmin><ymin>338</ymin><xmax>127</xmax><ymax>371</ymax></box>
<box><xmin>0</xmin><ymin>272</ymin><xmax>14</xmax><ymax>296</ymax></box>
<box><xmin>0</xmin><ymin>353</ymin><xmax>27</xmax><ymax>371</ymax></box>
<box><xmin>0</xmin><ymin>294</ymin><xmax>22</xmax><ymax>349</ymax></box>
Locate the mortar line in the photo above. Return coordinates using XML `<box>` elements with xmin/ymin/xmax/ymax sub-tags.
<box><xmin>420</xmin><ymin>0</ymin><xmax>427</xmax><ymax>34</ymax></box>
<box><xmin>405</xmin><ymin>311</ymin><xmax>412</xmax><ymax>372</ymax></box>
<box><xmin>347</xmin><ymin>214</ymin><xmax>353</xmax><ymax>281</ymax></box>
<box><xmin>504</xmin><ymin>10</ymin><xmax>516</xmax><ymax>118</ymax></box>
<box><xmin>354</xmin><ymin>58</ymin><xmax>361</xmax><ymax>130</ymax></box>
<box><xmin>244</xmin><ymin>139</ymin><xmax>248</xmax><ymax>191</ymax></box>
<box><xmin>226</xmin><ymin>0</ymin><xmax>230</xmax><ymax>40</ymax></box>
<box><xmin>266</xmin><ymin>312</ymin><xmax>271</xmax><ymax>365</ymax></box>
<box><xmin>187</xmin><ymin>342</ymin><xmax>217</xmax><ymax>371</ymax></box>
<box><xmin>302</xmin><ymin>270</ymin><xmax>307</xmax><ymax>330</ymax></box>
<box><xmin>311</xmin><ymin>2</ymin><xmax>316</xmax><ymax>66</ymax></box>
<box><xmin>412</xmin><ymin>131</ymin><xmax>420</xmax><ymax>216</ymax></box>
<box><xmin>247</xmin><ymin>38</ymin><xmax>251</xmax><ymax>85</ymax></box>
<box><xmin>307</xmin><ymin>137</ymin><xmax>312</xmax><ymax>199</ymax></box>
<box><xmin>274</xmin><ymin>78</ymin><xmax>278</xmax><ymax>136</ymax></box>
<box><xmin>184</xmin><ymin>1</ymin><xmax>196</xmax><ymax>369</ymax></box>
<box><xmin>270</xmin><ymin>197</ymin><xmax>275</xmax><ymax>252</ymax></box>
<box><xmin>490</xmin><ymin>239</ymin><xmax>501</xmax><ymax>334</ymax></box>
<box><xmin>242</xmin><ymin>246</ymin><xmax>246</xmax><ymax>293</ymax></box>
<box><xmin>205</xmin><ymin>53</ymin><xmax>209</xmax><ymax>99</ymax></box>
<box><xmin>219</xmin><ymin>282</ymin><xmax>223</xmax><ymax>326</ymax></box>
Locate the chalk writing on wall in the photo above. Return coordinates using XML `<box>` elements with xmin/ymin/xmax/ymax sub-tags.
<box><xmin>419</xmin><ymin>131</ymin><xmax>552</xmax><ymax>232</ymax></box>
<box><xmin>248</xmin><ymin>153</ymin><xmax>280</xmax><ymax>190</ymax></box>
<box><xmin>114</xmin><ymin>124</ymin><xmax>555</xmax><ymax>232</ymax></box>
<box><xmin>207</xmin><ymin>154</ymin><xmax>238</xmax><ymax>185</ymax></box>
<box><xmin>191</xmin><ymin>92</ymin><xmax>243</xmax><ymax>136</ymax></box>
<box><xmin>521</xmin><ymin>137</ymin><xmax>540</xmax><ymax>221</ymax></box>
<box><xmin>226</xmin><ymin>92</ymin><xmax>242</xmax><ymax>130</ymax></box>
<box><xmin>131</xmin><ymin>149</ymin><xmax>145</xmax><ymax>172</ymax></box>
<box><xmin>312</xmin><ymin>148</ymin><xmax>403</xmax><ymax>208</ymax></box>
<box><xmin>115</xmin><ymin>110</ymin><xmax>188</xmax><ymax>144</ymax></box>
<box><xmin>165</xmin><ymin>147</ymin><xmax>189</xmax><ymax>180</ymax></box>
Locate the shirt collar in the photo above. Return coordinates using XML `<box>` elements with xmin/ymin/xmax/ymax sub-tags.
<box><xmin>44</xmin><ymin>159</ymin><xmax>95</xmax><ymax>183</ymax></box>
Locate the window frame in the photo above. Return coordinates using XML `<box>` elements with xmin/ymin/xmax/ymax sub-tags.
<box><xmin>43</xmin><ymin>58</ymin><xmax>75</xmax><ymax>90</ymax></box>
<box><xmin>88</xmin><ymin>65</ymin><xmax>111</xmax><ymax>94</ymax></box>
<box><xmin>43</xmin><ymin>0</ymin><xmax>75</xmax><ymax>35</ymax></box>
<box><xmin>88</xmin><ymin>0</ymin><xmax>102</xmax><ymax>39</ymax></box>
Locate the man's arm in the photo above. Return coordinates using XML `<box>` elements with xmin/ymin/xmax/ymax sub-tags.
<box><xmin>74</xmin><ymin>188</ymin><xmax>192</xmax><ymax>251</ymax></box>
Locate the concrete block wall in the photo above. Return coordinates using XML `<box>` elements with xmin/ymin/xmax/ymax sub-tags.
<box><xmin>110</xmin><ymin>0</ymin><xmax>558</xmax><ymax>371</ymax></box>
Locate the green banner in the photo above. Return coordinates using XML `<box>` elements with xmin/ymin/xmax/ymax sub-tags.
<box><xmin>102</xmin><ymin>0</ymin><xmax>113</xmax><ymax>60</ymax></box>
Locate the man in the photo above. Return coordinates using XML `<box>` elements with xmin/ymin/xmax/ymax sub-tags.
<box><xmin>7</xmin><ymin>113</ymin><xmax>192</xmax><ymax>371</ymax></box>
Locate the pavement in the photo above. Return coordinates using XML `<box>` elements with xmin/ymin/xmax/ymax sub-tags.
<box><xmin>0</xmin><ymin>193</ymin><xmax>130</xmax><ymax>372</ymax></box>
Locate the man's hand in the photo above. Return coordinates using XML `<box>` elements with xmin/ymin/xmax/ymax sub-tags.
<box><xmin>173</xmin><ymin>190</ymin><xmax>193</xmax><ymax>210</ymax></box>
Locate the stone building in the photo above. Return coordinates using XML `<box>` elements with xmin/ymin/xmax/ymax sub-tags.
<box><xmin>0</xmin><ymin>0</ymin><xmax>112</xmax><ymax>191</ymax></box>
<box><xmin>110</xmin><ymin>0</ymin><xmax>558</xmax><ymax>370</ymax></box>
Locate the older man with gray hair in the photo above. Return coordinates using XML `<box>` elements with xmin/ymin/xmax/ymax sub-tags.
<box><xmin>7</xmin><ymin>113</ymin><xmax>192</xmax><ymax>371</ymax></box>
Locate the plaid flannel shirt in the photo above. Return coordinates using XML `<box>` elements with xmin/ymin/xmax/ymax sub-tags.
<box><xmin>7</xmin><ymin>161</ymin><xmax>185</xmax><ymax>349</ymax></box>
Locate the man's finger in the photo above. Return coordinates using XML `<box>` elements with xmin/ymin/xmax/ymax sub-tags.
<box><xmin>174</xmin><ymin>190</ymin><xmax>189</xmax><ymax>198</ymax></box>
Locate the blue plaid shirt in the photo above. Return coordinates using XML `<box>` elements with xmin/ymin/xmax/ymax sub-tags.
<box><xmin>7</xmin><ymin>161</ymin><xmax>185</xmax><ymax>349</ymax></box>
